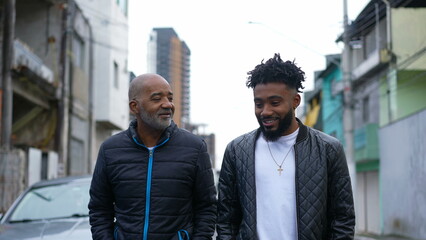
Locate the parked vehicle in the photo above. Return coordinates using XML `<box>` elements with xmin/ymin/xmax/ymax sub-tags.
<box><xmin>0</xmin><ymin>175</ymin><xmax>92</xmax><ymax>239</ymax></box>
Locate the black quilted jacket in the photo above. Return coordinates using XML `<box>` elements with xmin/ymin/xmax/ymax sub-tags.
<box><xmin>89</xmin><ymin>120</ymin><xmax>217</xmax><ymax>240</ymax></box>
<box><xmin>217</xmin><ymin>120</ymin><xmax>355</xmax><ymax>240</ymax></box>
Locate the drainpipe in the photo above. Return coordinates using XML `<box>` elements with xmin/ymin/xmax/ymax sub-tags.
<box><xmin>83</xmin><ymin>12</ymin><xmax>95</xmax><ymax>173</ymax></box>
<box><xmin>56</xmin><ymin>2</ymin><xmax>71</xmax><ymax>176</ymax></box>
<box><xmin>1</xmin><ymin>0</ymin><xmax>15</xmax><ymax>150</ymax></box>
<box><xmin>375</xmin><ymin>3</ymin><xmax>380</xmax><ymax>51</ymax></box>
<box><xmin>342</xmin><ymin>0</ymin><xmax>356</xmax><ymax>199</ymax></box>
<box><xmin>381</xmin><ymin>0</ymin><xmax>394</xmax><ymax>124</ymax></box>
<box><xmin>381</xmin><ymin>0</ymin><xmax>392</xmax><ymax>51</ymax></box>
<box><xmin>66</xmin><ymin>1</ymin><xmax>77</xmax><ymax>176</ymax></box>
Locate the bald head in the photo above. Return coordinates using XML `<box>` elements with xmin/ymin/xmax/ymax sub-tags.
<box><xmin>129</xmin><ymin>73</ymin><xmax>169</xmax><ymax>101</ymax></box>
<box><xmin>129</xmin><ymin>73</ymin><xmax>175</xmax><ymax>133</ymax></box>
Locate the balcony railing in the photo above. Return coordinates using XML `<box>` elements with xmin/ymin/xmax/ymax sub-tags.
<box><xmin>13</xmin><ymin>39</ymin><xmax>54</xmax><ymax>84</ymax></box>
<box><xmin>352</xmin><ymin>48</ymin><xmax>391</xmax><ymax>81</ymax></box>
<box><xmin>354</xmin><ymin>123</ymin><xmax>380</xmax><ymax>162</ymax></box>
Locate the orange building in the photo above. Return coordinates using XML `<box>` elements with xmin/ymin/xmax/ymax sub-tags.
<box><xmin>147</xmin><ymin>28</ymin><xmax>191</xmax><ymax>128</ymax></box>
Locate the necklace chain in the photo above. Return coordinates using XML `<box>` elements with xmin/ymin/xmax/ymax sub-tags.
<box><xmin>266</xmin><ymin>141</ymin><xmax>294</xmax><ymax>176</ymax></box>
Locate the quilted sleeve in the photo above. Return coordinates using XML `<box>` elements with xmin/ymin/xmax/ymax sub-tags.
<box><xmin>327</xmin><ymin>142</ymin><xmax>356</xmax><ymax>240</ymax></box>
<box><xmin>88</xmin><ymin>145</ymin><xmax>115</xmax><ymax>239</ymax></box>
<box><xmin>192</xmin><ymin>140</ymin><xmax>217</xmax><ymax>240</ymax></box>
<box><xmin>217</xmin><ymin>142</ymin><xmax>242</xmax><ymax>240</ymax></box>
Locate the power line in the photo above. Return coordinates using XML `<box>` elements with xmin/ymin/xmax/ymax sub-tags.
<box><xmin>248</xmin><ymin>21</ymin><xmax>342</xmax><ymax>67</ymax></box>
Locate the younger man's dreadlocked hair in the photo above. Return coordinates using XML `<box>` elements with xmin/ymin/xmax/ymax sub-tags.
<box><xmin>246</xmin><ymin>53</ymin><xmax>305</xmax><ymax>93</ymax></box>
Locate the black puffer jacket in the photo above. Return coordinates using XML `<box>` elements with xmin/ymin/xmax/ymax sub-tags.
<box><xmin>89</xmin><ymin>120</ymin><xmax>217</xmax><ymax>240</ymax></box>
<box><xmin>217</xmin><ymin>120</ymin><xmax>355</xmax><ymax>240</ymax></box>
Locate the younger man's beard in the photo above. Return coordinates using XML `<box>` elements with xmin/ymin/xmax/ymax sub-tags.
<box><xmin>259</xmin><ymin>108</ymin><xmax>294</xmax><ymax>142</ymax></box>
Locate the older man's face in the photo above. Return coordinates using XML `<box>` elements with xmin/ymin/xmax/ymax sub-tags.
<box><xmin>134</xmin><ymin>77</ymin><xmax>175</xmax><ymax>131</ymax></box>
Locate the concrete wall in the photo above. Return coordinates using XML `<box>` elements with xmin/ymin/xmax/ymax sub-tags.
<box><xmin>378</xmin><ymin>8</ymin><xmax>426</xmax><ymax>127</ymax></box>
<box><xmin>379</xmin><ymin>109</ymin><xmax>426</xmax><ymax>238</ymax></box>
<box><xmin>15</xmin><ymin>0</ymin><xmax>62</xmax><ymax>74</ymax></box>
<box><xmin>66</xmin><ymin>3</ymin><xmax>92</xmax><ymax>176</ymax></box>
<box><xmin>353</xmin><ymin>76</ymin><xmax>381</xmax><ymax>130</ymax></box>
<box><xmin>351</xmin><ymin>19</ymin><xmax>387</xmax><ymax>71</ymax></box>
<box><xmin>392</xmin><ymin>8</ymin><xmax>426</xmax><ymax>70</ymax></box>
<box><xmin>75</xmin><ymin>0</ymin><xmax>129</xmax><ymax>131</ymax></box>
<box><xmin>75</xmin><ymin>0</ymin><xmax>129</xmax><ymax>168</ymax></box>
<box><xmin>0</xmin><ymin>150</ymin><xmax>26</xmax><ymax>212</ymax></box>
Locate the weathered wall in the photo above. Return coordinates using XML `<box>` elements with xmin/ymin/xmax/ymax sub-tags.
<box><xmin>379</xmin><ymin>108</ymin><xmax>426</xmax><ymax>238</ymax></box>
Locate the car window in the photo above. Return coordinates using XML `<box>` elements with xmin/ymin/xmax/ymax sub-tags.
<box><xmin>8</xmin><ymin>182</ymin><xmax>90</xmax><ymax>222</ymax></box>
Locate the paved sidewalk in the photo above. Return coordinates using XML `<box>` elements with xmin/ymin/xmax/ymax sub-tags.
<box><xmin>355</xmin><ymin>234</ymin><xmax>419</xmax><ymax>240</ymax></box>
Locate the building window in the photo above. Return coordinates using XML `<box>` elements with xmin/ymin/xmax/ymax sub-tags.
<box><xmin>363</xmin><ymin>96</ymin><xmax>369</xmax><ymax>123</ymax></box>
<box><xmin>330</xmin><ymin>77</ymin><xmax>335</xmax><ymax>99</ymax></box>
<box><xmin>73</xmin><ymin>34</ymin><xmax>85</xmax><ymax>69</ymax></box>
<box><xmin>114</xmin><ymin>61</ymin><xmax>119</xmax><ymax>89</ymax></box>
<box><xmin>116</xmin><ymin>0</ymin><xmax>128</xmax><ymax>16</ymax></box>
<box><xmin>41</xmin><ymin>152</ymin><xmax>48</xmax><ymax>180</ymax></box>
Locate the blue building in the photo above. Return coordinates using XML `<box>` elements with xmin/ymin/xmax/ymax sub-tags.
<box><xmin>319</xmin><ymin>55</ymin><xmax>345</xmax><ymax>145</ymax></box>
<box><xmin>304</xmin><ymin>54</ymin><xmax>344</xmax><ymax>145</ymax></box>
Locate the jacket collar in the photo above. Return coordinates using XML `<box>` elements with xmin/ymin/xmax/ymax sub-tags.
<box><xmin>295</xmin><ymin>118</ymin><xmax>308</xmax><ymax>144</ymax></box>
<box><xmin>128</xmin><ymin>119</ymin><xmax>175</xmax><ymax>147</ymax></box>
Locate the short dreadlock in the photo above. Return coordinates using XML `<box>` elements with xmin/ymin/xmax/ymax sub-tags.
<box><xmin>246</xmin><ymin>53</ymin><xmax>305</xmax><ymax>93</ymax></box>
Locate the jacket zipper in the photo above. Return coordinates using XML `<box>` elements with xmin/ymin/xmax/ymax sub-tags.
<box><xmin>142</xmin><ymin>149</ymin><xmax>154</xmax><ymax>240</ymax></box>
<box><xmin>133</xmin><ymin>137</ymin><xmax>169</xmax><ymax>240</ymax></box>
<box><xmin>114</xmin><ymin>225</ymin><xmax>119</xmax><ymax>240</ymax></box>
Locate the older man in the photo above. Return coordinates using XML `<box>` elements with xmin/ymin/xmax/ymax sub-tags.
<box><xmin>89</xmin><ymin>73</ymin><xmax>217</xmax><ymax>240</ymax></box>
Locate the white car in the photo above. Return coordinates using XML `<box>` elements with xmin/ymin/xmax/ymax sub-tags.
<box><xmin>0</xmin><ymin>175</ymin><xmax>92</xmax><ymax>239</ymax></box>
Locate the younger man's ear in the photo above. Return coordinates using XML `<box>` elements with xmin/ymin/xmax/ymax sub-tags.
<box><xmin>293</xmin><ymin>93</ymin><xmax>301</xmax><ymax>109</ymax></box>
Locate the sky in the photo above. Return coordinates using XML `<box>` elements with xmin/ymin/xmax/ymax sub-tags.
<box><xmin>127</xmin><ymin>0</ymin><xmax>369</xmax><ymax>169</ymax></box>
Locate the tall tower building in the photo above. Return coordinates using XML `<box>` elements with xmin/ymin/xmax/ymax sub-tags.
<box><xmin>147</xmin><ymin>28</ymin><xmax>191</xmax><ymax>128</ymax></box>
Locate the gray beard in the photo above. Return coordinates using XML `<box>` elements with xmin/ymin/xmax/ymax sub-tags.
<box><xmin>139</xmin><ymin>110</ymin><xmax>171</xmax><ymax>131</ymax></box>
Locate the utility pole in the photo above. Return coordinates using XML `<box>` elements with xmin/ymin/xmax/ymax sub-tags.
<box><xmin>1</xmin><ymin>0</ymin><xmax>15</xmax><ymax>150</ymax></box>
<box><xmin>381</xmin><ymin>0</ymin><xmax>394</xmax><ymax>123</ymax></box>
<box><xmin>342</xmin><ymin>0</ymin><xmax>356</xmax><ymax>194</ymax></box>
<box><xmin>56</xmin><ymin>2</ymin><xmax>71</xmax><ymax>176</ymax></box>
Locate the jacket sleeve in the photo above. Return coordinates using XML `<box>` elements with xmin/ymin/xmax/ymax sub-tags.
<box><xmin>216</xmin><ymin>143</ymin><xmax>242</xmax><ymax>240</ymax></box>
<box><xmin>327</xmin><ymin>142</ymin><xmax>356</xmax><ymax>240</ymax></box>
<box><xmin>192</xmin><ymin>141</ymin><xmax>217</xmax><ymax>240</ymax></box>
<box><xmin>88</xmin><ymin>145</ymin><xmax>115</xmax><ymax>239</ymax></box>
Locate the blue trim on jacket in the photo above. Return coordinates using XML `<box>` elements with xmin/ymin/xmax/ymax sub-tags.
<box><xmin>132</xmin><ymin>136</ymin><xmax>170</xmax><ymax>240</ymax></box>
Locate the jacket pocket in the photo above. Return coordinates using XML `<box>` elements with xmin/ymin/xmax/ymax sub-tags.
<box><xmin>177</xmin><ymin>229</ymin><xmax>190</xmax><ymax>240</ymax></box>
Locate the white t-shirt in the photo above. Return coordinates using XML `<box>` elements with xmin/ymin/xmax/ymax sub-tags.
<box><xmin>255</xmin><ymin>129</ymin><xmax>299</xmax><ymax>240</ymax></box>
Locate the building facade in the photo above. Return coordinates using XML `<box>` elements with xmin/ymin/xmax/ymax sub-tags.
<box><xmin>304</xmin><ymin>71</ymin><xmax>323</xmax><ymax>131</ymax></box>
<box><xmin>146</xmin><ymin>27</ymin><xmax>218</xmax><ymax>173</ymax></box>
<box><xmin>0</xmin><ymin>0</ymin><xmax>130</xmax><ymax>212</ymax></box>
<box><xmin>0</xmin><ymin>0</ymin><xmax>93</xmax><ymax>211</ymax></box>
<box><xmin>340</xmin><ymin>0</ymin><xmax>426</xmax><ymax>238</ymax></box>
<box><xmin>147</xmin><ymin>28</ymin><xmax>191</xmax><ymax>128</ymax></box>
<box><xmin>75</xmin><ymin>0</ymin><xmax>130</xmax><ymax>170</ymax></box>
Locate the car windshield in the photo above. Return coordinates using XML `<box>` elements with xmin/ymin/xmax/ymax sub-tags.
<box><xmin>8</xmin><ymin>181</ymin><xmax>90</xmax><ymax>222</ymax></box>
